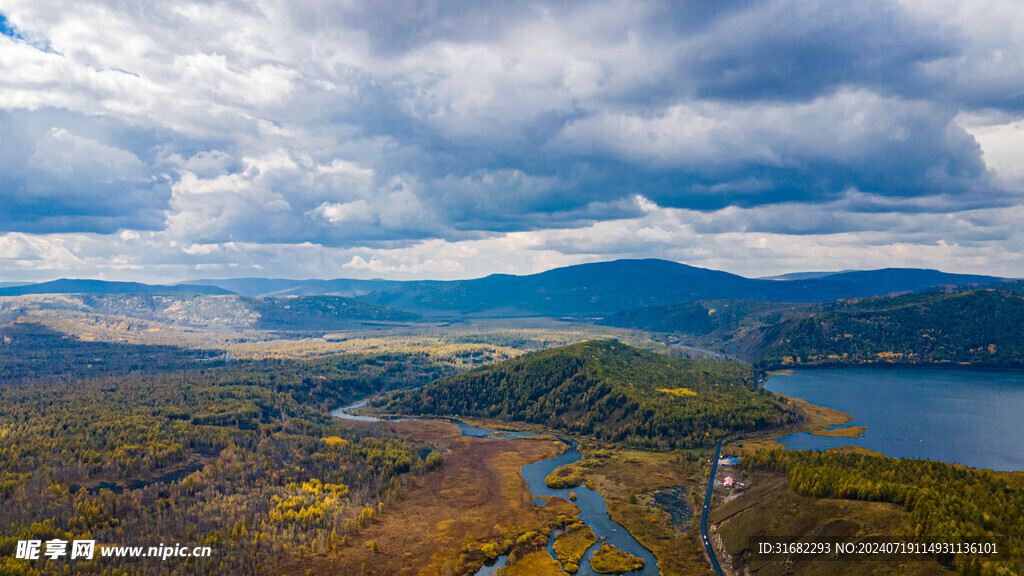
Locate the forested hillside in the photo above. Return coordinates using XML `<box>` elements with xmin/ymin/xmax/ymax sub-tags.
<box><xmin>0</xmin><ymin>279</ymin><xmax>232</xmax><ymax>297</ymax></box>
<box><xmin>0</xmin><ymin>293</ymin><xmax>419</xmax><ymax>333</ymax></box>
<box><xmin>364</xmin><ymin>260</ymin><xmax>1010</xmax><ymax>316</ymax></box>
<box><xmin>762</xmin><ymin>290</ymin><xmax>1024</xmax><ymax>368</ymax></box>
<box><xmin>385</xmin><ymin>341</ymin><xmax>797</xmax><ymax>449</ymax></box>
<box><xmin>600</xmin><ymin>299</ymin><xmax>810</xmax><ymax>336</ymax></box>
<box><xmin>745</xmin><ymin>450</ymin><xmax>1023</xmax><ymax>576</ymax></box>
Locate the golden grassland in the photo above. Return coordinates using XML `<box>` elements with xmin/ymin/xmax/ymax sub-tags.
<box><xmin>397</xmin><ymin>417</ymin><xmax>713</xmax><ymax>575</ymax></box>
<box><xmin>588</xmin><ymin>544</ymin><xmax>644</xmax><ymax>574</ymax></box>
<box><xmin>726</xmin><ymin>394</ymin><xmax>855</xmax><ymax>456</ymax></box>
<box><xmin>231</xmin><ymin>320</ymin><xmax>674</xmax><ymax>362</ymax></box>
<box><xmin>809</xmin><ymin>425</ymin><xmax>868</xmax><ymax>438</ymax></box>
<box><xmin>786</xmin><ymin>396</ymin><xmax>854</xmax><ymax>430</ymax></box>
<box><xmin>285</xmin><ymin>418</ymin><xmax>576</xmax><ymax>576</ymax></box>
<box><xmin>824</xmin><ymin>445</ymin><xmax>885</xmax><ymax>457</ymax></box>
<box><xmin>17</xmin><ymin>307</ymin><xmax>675</xmax><ymax>368</ymax></box>
<box><xmin>585</xmin><ymin>448</ymin><xmax>711</xmax><ymax>576</ymax></box>
<box><xmin>552</xmin><ymin>522</ymin><xmax>597</xmax><ymax>573</ymax></box>
<box><xmin>546</xmin><ymin>463</ymin><xmax>586</xmax><ymax>489</ymax></box>
<box><xmin>497</xmin><ymin>549</ymin><xmax>568</xmax><ymax>576</ymax></box>
<box><xmin>232</xmin><ymin>334</ymin><xmax>523</xmax><ymax>363</ymax></box>
<box><xmin>710</xmin><ymin>474</ymin><xmax>955</xmax><ymax>576</ymax></box>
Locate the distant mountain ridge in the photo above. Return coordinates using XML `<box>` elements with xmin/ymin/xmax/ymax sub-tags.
<box><xmin>4</xmin><ymin>260</ymin><xmax>1017</xmax><ymax>317</ymax></box>
<box><xmin>602</xmin><ymin>289</ymin><xmax>1024</xmax><ymax>368</ymax></box>
<box><xmin>362</xmin><ymin>261</ymin><xmax>1013</xmax><ymax>316</ymax></box>
<box><xmin>182</xmin><ymin>278</ymin><xmax>415</xmax><ymax>297</ymax></box>
<box><xmin>0</xmin><ymin>279</ymin><xmax>233</xmax><ymax>297</ymax></box>
<box><xmin>759</xmin><ymin>271</ymin><xmax>853</xmax><ymax>281</ymax></box>
<box><xmin>0</xmin><ymin>293</ymin><xmax>418</xmax><ymax>332</ymax></box>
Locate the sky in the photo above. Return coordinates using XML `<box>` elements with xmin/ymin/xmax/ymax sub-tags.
<box><xmin>1</xmin><ymin>0</ymin><xmax>1023</xmax><ymax>283</ymax></box>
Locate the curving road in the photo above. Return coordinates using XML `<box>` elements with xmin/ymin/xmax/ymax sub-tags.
<box><xmin>701</xmin><ymin>440</ymin><xmax>726</xmax><ymax>576</ymax></box>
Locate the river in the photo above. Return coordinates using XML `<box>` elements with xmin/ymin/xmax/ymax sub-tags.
<box><xmin>331</xmin><ymin>401</ymin><xmax>658</xmax><ymax>574</ymax></box>
<box><xmin>766</xmin><ymin>367</ymin><xmax>1024</xmax><ymax>471</ymax></box>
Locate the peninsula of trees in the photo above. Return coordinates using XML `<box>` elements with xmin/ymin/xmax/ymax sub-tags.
<box><xmin>385</xmin><ymin>341</ymin><xmax>797</xmax><ymax>449</ymax></box>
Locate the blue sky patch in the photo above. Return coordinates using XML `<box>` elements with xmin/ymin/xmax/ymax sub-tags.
<box><xmin>0</xmin><ymin>14</ymin><xmax>22</xmax><ymax>39</ymax></box>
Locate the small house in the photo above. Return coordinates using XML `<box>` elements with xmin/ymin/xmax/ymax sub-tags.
<box><xmin>723</xmin><ymin>476</ymin><xmax>734</xmax><ymax>488</ymax></box>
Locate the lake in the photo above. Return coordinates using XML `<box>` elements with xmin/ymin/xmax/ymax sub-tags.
<box><xmin>765</xmin><ymin>367</ymin><xmax>1024</xmax><ymax>472</ymax></box>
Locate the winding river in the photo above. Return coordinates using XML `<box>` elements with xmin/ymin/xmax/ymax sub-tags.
<box><xmin>331</xmin><ymin>401</ymin><xmax>658</xmax><ymax>575</ymax></box>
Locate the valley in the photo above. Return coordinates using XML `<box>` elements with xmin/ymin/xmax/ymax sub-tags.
<box><xmin>1</xmin><ymin>259</ymin><xmax>1022</xmax><ymax>575</ymax></box>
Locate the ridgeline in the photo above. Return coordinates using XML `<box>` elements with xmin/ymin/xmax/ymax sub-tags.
<box><xmin>385</xmin><ymin>341</ymin><xmax>797</xmax><ymax>449</ymax></box>
<box><xmin>763</xmin><ymin>290</ymin><xmax>1024</xmax><ymax>369</ymax></box>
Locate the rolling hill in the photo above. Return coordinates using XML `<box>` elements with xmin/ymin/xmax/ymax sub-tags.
<box><xmin>0</xmin><ymin>294</ymin><xmax>419</xmax><ymax>332</ymax></box>
<box><xmin>0</xmin><ymin>279</ymin><xmax>233</xmax><ymax>297</ymax></box>
<box><xmin>384</xmin><ymin>340</ymin><xmax>798</xmax><ymax>448</ymax></box>
<box><xmin>182</xmin><ymin>277</ymin><xmax>412</xmax><ymax>297</ymax></box>
<box><xmin>761</xmin><ymin>290</ymin><xmax>1024</xmax><ymax>369</ymax></box>
<box><xmin>5</xmin><ymin>260</ymin><xmax>1016</xmax><ymax>318</ymax></box>
<box><xmin>600</xmin><ymin>299</ymin><xmax>812</xmax><ymax>337</ymax></box>
<box><xmin>362</xmin><ymin>260</ymin><xmax>1012</xmax><ymax>316</ymax></box>
<box><xmin>600</xmin><ymin>290</ymin><xmax>1024</xmax><ymax>368</ymax></box>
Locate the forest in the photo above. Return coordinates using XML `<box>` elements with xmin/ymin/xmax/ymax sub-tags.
<box><xmin>600</xmin><ymin>299</ymin><xmax>810</xmax><ymax>337</ymax></box>
<box><xmin>0</xmin><ymin>334</ymin><xmax>452</xmax><ymax>576</ymax></box>
<box><xmin>744</xmin><ymin>449</ymin><xmax>1024</xmax><ymax>576</ymax></box>
<box><xmin>0</xmin><ymin>321</ymin><xmax>224</xmax><ymax>381</ymax></box>
<box><xmin>385</xmin><ymin>341</ymin><xmax>798</xmax><ymax>449</ymax></box>
<box><xmin>762</xmin><ymin>290</ymin><xmax>1024</xmax><ymax>369</ymax></box>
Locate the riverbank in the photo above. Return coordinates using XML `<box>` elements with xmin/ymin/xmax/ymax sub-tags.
<box><xmin>809</xmin><ymin>425</ymin><xmax>868</xmax><ymax>438</ymax></box>
<box><xmin>294</xmin><ymin>417</ymin><xmax>574</xmax><ymax>575</ymax></box>
<box><xmin>585</xmin><ymin>449</ymin><xmax>710</xmax><ymax>575</ymax></box>
<box><xmin>725</xmin><ymin>393</ymin><xmax>856</xmax><ymax>456</ymax></box>
<box><xmin>333</xmin><ymin>396</ymin><xmax>721</xmax><ymax>575</ymax></box>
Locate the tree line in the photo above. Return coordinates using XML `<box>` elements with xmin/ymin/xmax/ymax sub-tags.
<box><xmin>763</xmin><ymin>290</ymin><xmax>1024</xmax><ymax>369</ymax></box>
<box><xmin>0</xmin><ymin>338</ymin><xmax>451</xmax><ymax>575</ymax></box>
<box><xmin>745</xmin><ymin>449</ymin><xmax>1023</xmax><ymax>576</ymax></box>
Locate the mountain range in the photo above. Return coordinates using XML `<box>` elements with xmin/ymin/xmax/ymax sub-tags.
<box><xmin>1</xmin><ymin>260</ymin><xmax>1018</xmax><ymax>317</ymax></box>
<box><xmin>0</xmin><ymin>279</ymin><xmax>232</xmax><ymax>297</ymax></box>
<box><xmin>182</xmin><ymin>277</ymin><xmax>412</xmax><ymax>297</ymax></box>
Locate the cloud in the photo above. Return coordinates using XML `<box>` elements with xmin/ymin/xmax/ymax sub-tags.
<box><xmin>676</xmin><ymin>0</ymin><xmax>954</xmax><ymax>102</ymax></box>
<box><xmin>0</xmin><ymin>0</ymin><xmax>1022</xmax><ymax>280</ymax></box>
<box><xmin>958</xmin><ymin>112</ymin><xmax>1024</xmax><ymax>186</ymax></box>
<box><xmin>0</xmin><ymin>111</ymin><xmax>171</xmax><ymax>233</ymax></box>
<box><xmin>552</xmin><ymin>89</ymin><xmax>1002</xmax><ymax>210</ymax></box>
<box><xmin>343</xmin><ymin>253</ymin><xmax>463</xmax><ymax>275</ymax></box>
<box><xmin>310</xmin><ymin>200</ymin><xmax>375</xmax><ymax>224</ymax></box>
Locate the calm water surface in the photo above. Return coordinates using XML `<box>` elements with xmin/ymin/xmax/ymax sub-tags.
<box><xmin>521</xmin><ymin>438</ymin><xmax>658</xmax><ymax>575</ymax></box>
<box><xmin>766</xmin><ymin>367</ymin><xmax>1024</xmax><ymax>471</ymax></box>
<box><xmin>332</xmin><ymin>400</ymin><xmax>656</xmax><ymax>574</ymax></box>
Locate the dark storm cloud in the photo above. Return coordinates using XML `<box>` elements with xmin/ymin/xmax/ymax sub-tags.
<box><xmin>1</xmin><ymin>0</ymin><xmax>1022</xmax><ymax>272</ymax></box>
<box><xmin>274</xmin><ymin>0</ymin><xmax>1009</xmax><ymax>237</ymax></box>
<box><xmin>676</xmin><ymin>1</ymin><xmax>955</xmax><ymax>102</ymax></box>
<box><xmin>0</xmin><ymin>110</ymin><xmax>172</xmax><ymax>233</ymax></box>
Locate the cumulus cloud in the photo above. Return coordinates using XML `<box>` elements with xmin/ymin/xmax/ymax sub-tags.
<box><xmin>0</xmin><ymin>0</ymin><xmax>1022</xmax><ymax>280</ymax></box>
<box><xmin>0</xmin><ymin>111</ymin><xmax>171</xmax><ymax>233</ymax></box>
